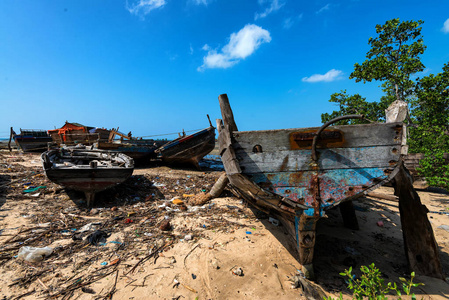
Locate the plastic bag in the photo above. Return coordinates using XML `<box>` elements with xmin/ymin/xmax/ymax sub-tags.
<box><xmin>86</xmin><ymin>230</ymin><xmax>110</xmax><ymax>245</ymax></box>
<box><xmin>18</xmin><ymin>246</ymin><xmax>53</xmax><ymax>263</ymax></box>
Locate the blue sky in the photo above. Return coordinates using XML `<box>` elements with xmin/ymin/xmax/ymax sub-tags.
<box><xmin>1</xmin><ymin>0</ymin><xmax>448</xmax><ymax>139</ymax></box>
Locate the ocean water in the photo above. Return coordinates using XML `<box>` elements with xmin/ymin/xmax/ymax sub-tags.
<box><xmin>198</xmin><ymin>154</ymin><xmax>224</xmax><ymax>170</ymax></box>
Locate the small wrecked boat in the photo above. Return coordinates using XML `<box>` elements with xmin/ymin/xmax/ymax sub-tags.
<box><xmin>9</xmin><ymin>127</ymin><xmax>52</xmax><ymax>152</ymax></box>
<box><xmin>217</xmin><ymin>94</ymin><xmax>407</xmax><ymax>278</ymax></box>
<box><xmin>41</xmin><ymin>147</ymin><xmax>134</xmax><ymax>206</ymax></box>
<box><xmin>95</xmin><ymin>128</ymin><xmax>164</xmax><ymax>161</ymax></box>
<box><xmin>155</xmin><ymin>116</ymin><xmax>216</xmax><ymax>169</ymax></box>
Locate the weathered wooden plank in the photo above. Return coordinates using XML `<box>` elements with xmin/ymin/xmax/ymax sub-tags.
<box><xmin>217</xmin><ymin>118</ymin><xmax>241</xmax><ymax>175</ymax></box>
<box><xmin>236</xmin><ymin>146</ymin><xmax>400</xmax><ymax>173</ymax></box>
<box><xmin>218</xmin><ymin>94</ymin><xmax>238</xmax><ymax>133</ymax></box>
<box><xmin>233</xmin><ymin>122</ymin><xmax>404</xmax><ymax>152</ymax></box>
<box><xmin>393</xmin><ymin>165</ymin><xmax>444</xmax><ymax>279</ymax></box>
<box><xmin>217</xmin><ymin>124</ymin><xmax>233</xmax><ymax>152</ymax></box>
<box><xmin>221</xmin><ymin>146</ymin><xmax>241</xmax><ymax>175</ymax></box>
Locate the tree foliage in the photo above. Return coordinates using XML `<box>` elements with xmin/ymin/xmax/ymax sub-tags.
<box><xmin>408</xmin><ymin>63</ymin><xmax>449</xmax><ymax>188</ymax></box>
<box><xmin>350</xmin><ymin>18</ymin><xmax>426</xmax><ymax>102</ymax></box>
<box><xmin>321</xmin><ymin>19</ymin><xmax>449</xmax><ymax>189</ymax></box>
<box><xmin>320</xmin><ymin>91</ymin><xmax>386</xmax><ymax>125</ymax></box>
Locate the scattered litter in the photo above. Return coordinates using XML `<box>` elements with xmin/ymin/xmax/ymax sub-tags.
<box><xmin>79</xmin><ymin>223</ymin><xmax>100</xmax><ymax>233</ymax></box>
<box><xmin>231</xmin><ymin>267</ymin><xmax>244</xmax><ymax>276</ymax></box>
<box><xmin>269</xmin><ymin>217</ymin><xmax>280</xmax><ymax>226</ymax></box>
<box><xmin>173</xmin><ymin>198</ymin><xmax>184</xmax><ymax>205</ymax></box>
<box><xmin>17</xmin><ymin>246</ymin><xmax>53</xmax><ymax>263</ymax></box>
<box><xmin>81</xmin><ymin>287</ymin><xmax>95</xmax><ymax>294</ymax></box>
<box><xmin>376</xmin><ymin>221</ymin><xmax>384</xmax><ymax>227</ymax></box>
<box><xmin>429</xmin><ymin>211</ymin><xmax>449</xmax><ymax>216</ymax></box>
<box><xmin>86</xmin><ymin>230</ymin><xmax>111</xmax><ymax>246</ymax></box>
<box><xmin>23</xmin><ymin>186</ymin><xmax>46</xmax><ymax>193</ymax></box>
<box><xmin>160</xmin><ymin>220</ymin><xmax>171</xmax><ymax>231</ymax></box>
<box><xmin>438</xmin><ymin>225</ymin><xmax>449</xmax><ymax>233</ymax></box>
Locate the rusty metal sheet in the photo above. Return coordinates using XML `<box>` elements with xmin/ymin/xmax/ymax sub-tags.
<box><xmin>289</xmin><ymin>129</ymin><xmax>345</xmax><ymax>150</ymax></box>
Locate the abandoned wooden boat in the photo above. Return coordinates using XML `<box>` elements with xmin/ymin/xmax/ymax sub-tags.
<box><xmin>41</xmin><ymin>147</ymin><xmax>134</xmax><ymax>206</ymax></box>
<box><xmin>95</xmin><ymin>128</ymin><xmax>165</xmax><ymax>160</ymax></box>
<box><xmin>8</xmin><ymin>127</ymin><xmax>52</xmax><ymax>152</ymax></box>
<box><xmin>155</xmin><ymin>117</ymin><xmax>216</xmax><ymax>169</ymax></box>
<box><xmin>217</xmin><ymin>94</ymin><xmax>407</xmax><ymax>278</ymax></box>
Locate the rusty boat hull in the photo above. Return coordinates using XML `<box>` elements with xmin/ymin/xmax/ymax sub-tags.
<box><xmin>217</xmin><ymin>94</ymin><xmax>407</xmax><ymax>277</ymax></box>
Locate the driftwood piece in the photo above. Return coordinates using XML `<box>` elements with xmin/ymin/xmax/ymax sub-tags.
<box><xmin>393</xmin><ymin>164</ymin><xmax>443</xmax><ymax>279</ymax></box>
<box><xmin>189</xmin><ymin>172</ymin><xmax>229</xmax><ymax>206</ymax></box>
<box><xmin>367</xmin><ymin>192</ymin><xmax>399</xmax><ymax>202</ymax></box>
<box><xmin>210</xmin><ymin>172</ymin><xmax>229</xmax><ymax>197</ymax></box>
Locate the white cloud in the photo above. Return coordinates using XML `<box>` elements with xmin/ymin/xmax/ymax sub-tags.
<box><xmin>283</xmin><ymin>18</ymin><xmax>293</xmax><ymax>29</ymax></box>
<box><xmin>442</xmin><ymin>18</ymin><xmax>449</xmax><ymax>33</ymax></box>
<box><xmin>316</xmin><ymin>3</ymin><xmax>330</xmax><ymax>14</ymax></box>
<box><xmin>255</xmin><ymin>0</ymin><xmax>285</xmax><ymax>20</ymax></box>
<box><xmin>198</xmin><ymin>24</ymin><xmax>271</xmax><ymax>71</ymax></box>
<box><xmin>127</xmin><ymin>0</ymin><xmax>166</xmax><ymax>17</ymax></box>
<box><xmin>283</xmin><ymin>13</ymin><xmax>303</xmax><ymax>29</ymax></box>
<box><xmin>302</xmin><ymin>69</ymin><xmax>343</xmax><ymax>83</ymax></box>
<box><xmin>193</xmin><ymin>0</ymin><xmax>211</xmax><ymax>5</ymax></box>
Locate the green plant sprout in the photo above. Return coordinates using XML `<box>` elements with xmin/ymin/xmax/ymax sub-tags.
<box><xmin>324</xmin><ymin>263</ymin><xmax>424</xmax><ymax>300</ymax></box>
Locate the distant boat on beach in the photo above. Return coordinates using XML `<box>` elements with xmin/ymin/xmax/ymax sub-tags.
<box><xmin>95</xmin><ymin>128</ymin><xmax>165</xmax><ymax>161</ymax></box>
<box><xmin>155</xmin><ymin>116</ymin><xmax>216</xmax><ymax>169</ymax></box>
<box><xmin>48</xmin><ymin>121</ymin><xmax>111</xmax><ymax>146</ymax></box>
<box><xmin>8</xmin><ymin>127</ymin><xmax>52</xmax><ymax>152</ymax></box>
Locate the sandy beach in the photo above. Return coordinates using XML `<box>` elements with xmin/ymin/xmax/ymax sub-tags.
<box><xmin>1</xmin><ymin>150</ymin><xmax>449</xmax><ymax>299</ymax></box>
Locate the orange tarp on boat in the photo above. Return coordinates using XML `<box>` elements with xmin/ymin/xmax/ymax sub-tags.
<box><xmin>48</xmin><ymin>122</ymin><xmax>108</xmax><ymax>145</ymax></box>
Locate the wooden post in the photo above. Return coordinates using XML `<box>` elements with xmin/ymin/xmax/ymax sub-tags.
<box><xmin>393</xmin><ymin>164</ymin><xmax>444</xmax><ymax>279</ymax></box>
<box><xmin>218</xmin><ymin>94</ymin><xmax>238</xmax><ymax>132</ymax></box>
<box><xmin>8</xmin><ymin>127</ymin><xmax>14</xmax><ymax>152</ymax></box>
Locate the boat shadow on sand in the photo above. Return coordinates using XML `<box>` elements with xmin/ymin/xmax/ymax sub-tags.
<box><xmin>62</xmin><ymin>175</ymin><xmax>165</xmax><ymax>209</ymax></box>
<box><xmin>249</xmin><ymin>196</ymin><xmax>449</xmax><ymax>296</ymax></box>
<box><xmin>0</xmin><ymin>174</ymin><xmax>11</xmax><ymax>218</ymax></box>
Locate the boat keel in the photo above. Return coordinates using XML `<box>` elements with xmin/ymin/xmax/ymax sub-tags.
<box><xmin>85</xmin><ymin>192</ymin><xmax>95</xmax><ymax>207</ymax></box>
<box><xmin>295</xmin><ymin>212</ymin><xmax>317</xmax><ymax>279</ymax></box>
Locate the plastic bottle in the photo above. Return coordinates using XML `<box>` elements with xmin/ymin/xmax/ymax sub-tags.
<box><xmin>17</xmin><ymin>246</ymin><xmax>53</xmax><ymax>263</ymax></box>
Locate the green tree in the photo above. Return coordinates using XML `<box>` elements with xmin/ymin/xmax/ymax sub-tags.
<box><xmin>321</xmin><ymin>90</ymin><xmax>385</xmax><ymax>124</ymax></box>
<box><xmin>350</xmin><ymin>18</ymin><xmax>426</xmax><ymax>103</ymax></box>
<box><xmin>321</xmin><ymin>19</ymin><xmax>449</xmax><ymax>189</ymax></box>
<box><xmin>409</xmin><ymin>63</ymin><xmax>449</xmax><ymax>188</ymax></box>
<box><xmin>323</xmin><ymin>19</ymin><xmax>426</xmax><ymax>125</ymax></box>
